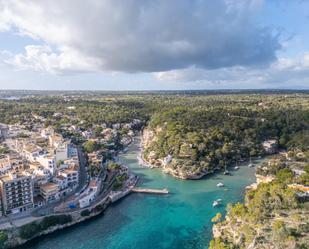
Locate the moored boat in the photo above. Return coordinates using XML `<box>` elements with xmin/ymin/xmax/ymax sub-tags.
<box><xmin>212</xmin><ymin>199</ymin><xmax>222</xmax><ymax>207</ymax></box>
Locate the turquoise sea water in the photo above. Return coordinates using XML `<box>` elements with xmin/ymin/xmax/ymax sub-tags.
<box><xmin>23</xmin><ymin>140</ymin><xmax>257</xmax><ymax>249</ymax></box>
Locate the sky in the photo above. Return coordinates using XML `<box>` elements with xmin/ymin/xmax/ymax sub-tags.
<box><xmin>0</xmin><ymin>0</ymin><xmax>309</xmax><ymax>90</ymax></box>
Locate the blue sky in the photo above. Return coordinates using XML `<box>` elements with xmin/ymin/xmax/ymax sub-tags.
<box><xmin>0</xmin><ymin>0</ymin><xmax>309</xmax><ymax>90</ymax></box>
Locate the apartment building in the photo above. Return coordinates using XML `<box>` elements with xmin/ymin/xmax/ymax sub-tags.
<box><xmin>40</xmin><ymin>183</ymin><xmax>60</xmax><ymax>203</ymax></box>
<box><xmin>59</xmin><ymin>169</ymin><xmax>79</xmax><ymax>187</ymax></box>
<box><xmin>0</xmin><ymin>172</ymin><xmax>33</xmax><ymax>215</ymax></box>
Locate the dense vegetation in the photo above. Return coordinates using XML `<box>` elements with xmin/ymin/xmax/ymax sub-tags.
<box><xmin>142</xmin><ymin>94</ymin><xmax>308</xmax><ymax>178</ymax></box>
<box><xmin>19</xmin><ymin>215</ymin><xmax>72</xmax><ymax>239</ymax></box>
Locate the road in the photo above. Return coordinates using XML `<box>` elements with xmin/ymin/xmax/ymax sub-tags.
<box><xmin>31</xmin><ymin>146</ymin><xmax>89</xmax><ymax>216</ymax></box>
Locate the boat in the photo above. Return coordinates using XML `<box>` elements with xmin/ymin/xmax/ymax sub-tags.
<box><xmin>213</xmin><ymin>201</ymin><xmax>219</xmax><ymax>207</ymax></box>
<box><xmin>223</xmin><ymin>163</ymin><xmax>229</xmax><ymax>175</ymax></box>
<box><xmin>212</xmin><ymin>199</ymin><xmax>222</xmax><ymax>207</ymax></box>
<box><xmin>216</xmin><ymin>182</ymin><xmax>224</xmax><ymax>187</ymax></box>
<box><xmin>234</xmin><ymin>160</ymin><xmax>239</xmax><ymax>170</ymax></box>
<box><xmin>248</xmin><ymin>157</ymin><xmax>254</xmax><ymax>167</ymax></box>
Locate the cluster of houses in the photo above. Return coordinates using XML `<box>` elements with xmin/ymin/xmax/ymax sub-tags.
<box><xmin>0</xmin><ymin>124</ymin><xmax>80</xmax><ymax>216</ymax></box>
<box><xmin>60</xmin><ymin>119</ymin><xmax>142</xmax><ymax>165</ymax></box>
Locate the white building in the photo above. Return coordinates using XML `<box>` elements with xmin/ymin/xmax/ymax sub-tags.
<box><xmin>59</xmin><ymin>169</ymin><xmax>79</xmax><ymax>187</ymax></box>
<box><xmin>79</xmin><ymin>180</ymin><xmax>99</xmax><ymax>208</ymax></box>
<box><xmin>53</xmin><ymin>175</ymin><xmax>68</xmax><ymax>190</ymax></box>
<box><xmin>55</xmin><ymin>143</ymin><xmax>69</xmax><ymax>162</ymax></box>
<box><xmin>22</xmin><ymin>144</ymin><xmax>42</xmax><ymax>162</ymax></box>
<box><xmin>37</xmin><ymin>155</ymin><xmax>56</xmax><ymax>175</ymax></box>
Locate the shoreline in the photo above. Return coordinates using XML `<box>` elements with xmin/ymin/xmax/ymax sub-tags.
<box><xmin>3</xmin><ymin>182</ymin><xmax>137</xmax><ymax>249</ymax></box>
<box><xmin>139</xmin><ymin>134</ymin><xmax>263</xmax><ymax>180</ymax></box>
<box><xmin>1</xmin><ymin>143</ymin><xmax>139</xmax><ymax>249</ymax></box>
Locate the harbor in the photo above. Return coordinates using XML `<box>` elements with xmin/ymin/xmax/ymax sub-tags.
<box><xmin>21</xmin><ymin>139</ymin><xmax>259</xmax><ymax>249</ymax></box>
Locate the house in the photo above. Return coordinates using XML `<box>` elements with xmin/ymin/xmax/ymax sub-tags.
<box><xmin>59</xmin><ymin>169</ymin><xmax>79</xmax><ymax>187</ymax></box>
<box><xmin>262</xmin><ymin>140</ymin><xmax>278</xmax><ymax>154</ymax></box>
<box><xmin>78</xmin><ymin>180</ymin><xmax>100</xmax><ymax>208</ymax></box>
<box><xmin>37</xmin><ymin>155</ymin><xmax>56</xmax><ymax>175</ymax></box>
<box><xmin>40</xmin><ymin>183</ymin><xmax>60</xmax><ymax>203</ymax></box>
<box><xmin>22</xmin><ymin>144</ymin><xmax>42</xmax><ymax>162</ymax></box>
<box><xmin>49</xmin><ymin>134</ymin><xmax>64</xmax><ymax>148</ymax></box>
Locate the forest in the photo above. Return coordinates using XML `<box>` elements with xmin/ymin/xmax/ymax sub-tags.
<box><xmin>141</xmin><ymin>93</ymin><xmax>309</xmax><ymax>178</ymax></box>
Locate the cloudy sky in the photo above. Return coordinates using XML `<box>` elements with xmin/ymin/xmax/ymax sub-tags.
<box><xmin>0</xmin><ymin>0</ymin><xmax>309</xmax><ymax>90</ymax></box>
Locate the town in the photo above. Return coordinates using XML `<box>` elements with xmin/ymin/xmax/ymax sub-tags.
<box><xmin>0</xmin><ymin>118</ymin><xmax>142</xmax><ymax>230</ymax></box>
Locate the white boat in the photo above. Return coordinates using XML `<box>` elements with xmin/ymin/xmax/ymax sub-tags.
<box><xmin>248</xmin><ymin>157</ymin><xmax>254</xmax><ymax>167</ymax></box>
<box><xmin>234</xmin><ymin>161</ymin><xmax>239</xmax><ymax>170</ymax></box>
<box><xmin>216</xmin><ymin>182</ymin><xmax>224</xmax><ymax>187</ymax></box>
<box><xmin>223</xmin><ymin>163</ymin><xmax>229</xmax><ymax>175</ymax></box>
<box><xmin>213</xmin><ymin>201</ymin><xmax>219</xmax><ymax>207</ymax></box>
<box><xmin>213</xmin><ymin>199</ymin><xmax>222</xmax><ymax>207</ymax></box>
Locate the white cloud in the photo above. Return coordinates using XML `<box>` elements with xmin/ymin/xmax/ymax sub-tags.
<box><xmin>4</xmin><ymin>45</ymin><xmax>100</xmax><ymax>74</ymax></box>
<box><xmin>0</xmin><ymin>0</ymin><xmax>280</xmax><ymax>74</ymax></box>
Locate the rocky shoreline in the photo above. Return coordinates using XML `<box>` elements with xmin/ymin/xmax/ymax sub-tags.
<box><xmin>209</xmin><ymin>153</ymin><xmax>309</xmax><ymax>249</ymax></box>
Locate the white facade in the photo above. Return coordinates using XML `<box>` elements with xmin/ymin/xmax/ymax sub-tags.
<box><xmin>78</xmin><ymin>181</ymin><xmax>99</xmax><ymax>208</ymax></box>
<box><xmin>55</xmin><ymin>143</ymin><xmax>69</xmax><ymax>162</ymax></box>
<box><xmin>53</xmin><ymin>176</ymin><xmax>68</xmax><ymax>190</ymax></box>
<box><xmin>59</xmin><ymin>169</ymin><xmax>79</xmax><ymax>187</ymax></box>
<box><xmin>37</xmin><ymin>155</ymin><xmax>56</xmax><ymax>175</ymax></box>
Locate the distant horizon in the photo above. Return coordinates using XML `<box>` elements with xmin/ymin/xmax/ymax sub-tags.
<box><xmin>0</xmin><ymin>88</ymin><xmax>308</xmax><ymax>93</ymax></box>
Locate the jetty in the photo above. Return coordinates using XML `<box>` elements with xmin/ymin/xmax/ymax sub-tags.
<box><xmin>132</xmin><ymin>187</ymin><xmax>169</xmax><ymax>194</ymax></box>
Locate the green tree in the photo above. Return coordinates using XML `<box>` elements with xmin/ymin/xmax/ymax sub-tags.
<box><xmin>84</xmin><ymin>140</ymin><xmax>98</xmax><ymax>153</ymax></box>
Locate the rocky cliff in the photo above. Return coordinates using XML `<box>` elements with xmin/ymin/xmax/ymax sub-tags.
<box><xmin>141</xmin><ymin>128</ymin><xmax>209</xmax><ymax>179</ymax></box>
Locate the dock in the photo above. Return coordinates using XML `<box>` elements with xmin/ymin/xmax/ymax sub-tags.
<box><xmin>132</xmin><ymin>187</ymin><xmax>169</xmax><ymax>194</ymax></box>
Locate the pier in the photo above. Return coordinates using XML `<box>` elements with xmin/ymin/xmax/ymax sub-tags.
<box><xmin>132</xmin><ymin>187</ymin><xmax>169</xmax><ymax>194</ymax></box>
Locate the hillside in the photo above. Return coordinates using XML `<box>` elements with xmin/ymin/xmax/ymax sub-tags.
<box><xmin>141</xmin><ymin>96</ymin><xmax>308</xmax><ymax>179</ymax></box>
<box><xmin>209</xmin><ymin>151</ymin><xmax>309</xmax><ymax>249</ymax></box>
